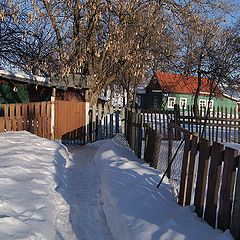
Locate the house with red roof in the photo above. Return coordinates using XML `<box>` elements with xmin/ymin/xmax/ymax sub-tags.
<box><xmin>138</xmin><ymin>71</ymin><xmax>239</xmax><ymax>111</ymax></box>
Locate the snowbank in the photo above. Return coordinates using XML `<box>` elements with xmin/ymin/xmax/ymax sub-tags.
<box><xmin>94</xmin><ymin>134</ymin><xmax>233</xmax><ymax>240</ymax></box>
<box><xmin>0</xmin><ymin>131</ymin><xmax>75</xmax><ymax>239</ymax></box>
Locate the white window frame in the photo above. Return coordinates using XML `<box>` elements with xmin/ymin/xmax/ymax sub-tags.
<box><xmin>179</xmin><ymin>98</ymin><xmax>187</xmax><ymax>109</ymax></box>
<box><xmin>207</xmin><ymin>100</ymin><xmax>214</xmax><ymax>111</ymax></box>
<box><xmin>199</xmin><ymin>99</ymin><xmax>206</xmax><ymax>109</ymax></box>
<box><xmin>167</xmin><ymin>97</ymin><xmax>176</xmax><ymax>109</ymax></box>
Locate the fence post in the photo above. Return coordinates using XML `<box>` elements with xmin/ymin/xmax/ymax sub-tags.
<box><xmin>92</xmin><ymin>104</ymin><xmax>97</xmax><ymax>142</ymax></box>
<box><xmin>174</xmin><ymin>104</ymin><xmax>181</xmax><ymax>140</ymax></box>
<box><xmin>110</xmin><ymin>105</ymin><xmax>114</xmax><ymax>138</ymax></box>
<box><xmin>151</xmin><ymin>132</ymin><xmax>162</xmax><ymax>169</ymax></box>
<box><xmin>115</xmin><ymin>108</ymin><xmax>120</xmax><ymax>135</ymax></box>
<box><xmin>98</xmin><ymin>104</ymin><xmax>102</xmax><ymax>140</ymax></box>
<box><xmin>178</xmin><ymin>133</ymin><xmax>192</xmax><ymax>206</ymax></box>
<box><xmin>121</xmin><ymin>107</ymin><xmax>125</xmax><ymax>135</ymax></box>
<box><xmin>167</xmin><ymin>121</ymin><xmax>173</xmax><ymax>178</ymax></box>
<box><xmin>127</xmin><ymin>109</ymin><xmax>132</xmax><ymax>146</ymax></box>
<box><xmin>85</xmin><ymin>102</ymin><xmax>90</xmax><ymax>144</ymax></box>
<box><xmin>50</xmin><ymin>88</ymin><xmax>56</xmax><ymax>140</ymax></box>
<box><xmin>137</xmin><ymin>111</ymin><xmax>143</xmax><ymax>159</ymax></box>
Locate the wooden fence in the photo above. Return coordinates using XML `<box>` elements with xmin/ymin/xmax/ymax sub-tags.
<box><xmin>125</xmin><ymin>108</ymin><xmax>240</xmax><ymax>239</ymax></box>
<box><xmin>88</xmin><ymin>104</ymin><xmax>121</xmax><ymax>143</ymax></box>
<box><xmin>125</xmin><ymin>109</ymin><xmax>143</xmax><ymax>158</ymax></box>
<box><xmin>0</xmin><ymin>101</ymin><xmax>122</xmax><ymax>144</ymax></box>
<box><xmin>140</xmin><ymin>108</ymin><xmax>174</xmax><ymax>139</ymax></box>
<box><xmin>54</xmin><ymin>100</ymin><xmax>86</xmax><ymax>143</ymax></box>
<box><xmin>169</xmin><ymin>122</ymin><xmax>240</xmax><ymax>239</ymax></box>
<box><xmin>179</xmin><ymin>105</ymin><xmax>240</xmax><ymax>143</ymax></box>
<box><xmin>138</xmin><ymin>105</ymin><xmax>240</xmax><ymax>143</ymax></box>
<box><xmin>0</xmin><ymin>102</ymin><xmax>51</xmax><ymax>139</ymax></box>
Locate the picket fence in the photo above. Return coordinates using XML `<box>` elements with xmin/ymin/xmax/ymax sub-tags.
<box><xmin>139</xmin><ymin>105</ymin><xmax>240</xmax><ymax>143</ymax></box>
<box><xmin>125</xmin><ymin>107</ymin><xmax>240</xmax><ymax>239</ymax></box>
<box><xmin>0</xmin><ymin>101</ymin><xmax>51</xmax><ymax>139</ymax></box>
<box><xmin>0</xmin><ymin>101</ymin><xmax>122</xmax><ymax>144</ymax></box>
<box><xmin>172</xmin><ymin>122</ymin><xmax>240</xmax><ymax>240</ymax></box>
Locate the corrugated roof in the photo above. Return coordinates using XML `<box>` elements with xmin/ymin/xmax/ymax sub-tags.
<box><xmin>154</xmin><ymin>71</ymin><xmax>221</xmax><ymax>95</ymax></box>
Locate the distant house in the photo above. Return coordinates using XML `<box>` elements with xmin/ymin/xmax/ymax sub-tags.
<box><xmin>138</xmin><ymin>71</ymin><xmax>240</xmax><ymax>111</ymax></box>
<box><xmin>0</xmin><ymin>70</ymin><xmax>85</xmax><ymax>103</ymax></box>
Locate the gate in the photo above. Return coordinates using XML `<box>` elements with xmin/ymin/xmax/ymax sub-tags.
<box><xmin>54</xmin><ymin>100</ymin><xmax>86</xmax><ymax>143</ymax></box>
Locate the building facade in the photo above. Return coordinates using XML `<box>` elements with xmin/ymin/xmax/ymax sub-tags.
<box><xmin>138</xmin><ymin>72</ymin><xmax>239</xmax><ymax>111</ymax></box>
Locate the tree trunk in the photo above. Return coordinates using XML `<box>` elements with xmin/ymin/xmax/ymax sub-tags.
<box><xmin>193</xmin><ymin>68</ymin><xmax>202</xmax><ymax>117</ymax></box>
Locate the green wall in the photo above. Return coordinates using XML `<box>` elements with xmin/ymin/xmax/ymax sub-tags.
<box><xmin>0</xmin><ymin>84</ymin><xmax>29</xmax><ymax>104</ymax></box>
<box><xmin>163</xmin><ymin>93</ymin><xmax>238</xmax><ymax>111</ymax></box>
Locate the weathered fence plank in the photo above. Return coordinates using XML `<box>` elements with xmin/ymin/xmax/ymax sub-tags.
<box><xmin>231</xmin><ymin>156</ymin><xmax>240</xmax><ymax>239</ymax></box>
<box><xmin>217</xmin><ymin>147</ymin><xmax>238</xmax><ymax>231</ymax></box>
<box><xmin>204</xmin><ymin>142</ymin><xmax>224</xmax><ymax>228</ymax></box>
<box><xmin>178</xmin><ymin>133</ymin><xmax>192</xmax><ymax>206</ymax></box>
<box><xmin>185</xmin><ymin>134</ymin><xmax>198</xmax><ymax>205</ymax></box>
<box><xmin>194</xmin><ymin>138</ymin><xmax>211</xmax><ymax>218</ymax></box>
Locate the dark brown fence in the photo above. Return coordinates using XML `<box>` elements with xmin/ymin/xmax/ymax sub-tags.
<box><xmin>125</xmin><ymin>107</ymin><xmax>240</xmax><ymax>239</ymax></box>
<box><xmin>0</xmin><ymin>102</ymin><xmax>51</xmax><ymax>139</ymax></box>
<box><xmin>125</xmin><ymin>109</ymin><xmax>143</xmax><ymax>158</ymax></box>
<box><xmin>168</xmin><ymin>122</ymin><xmax>240</xmax><ymax>239</ymax></box>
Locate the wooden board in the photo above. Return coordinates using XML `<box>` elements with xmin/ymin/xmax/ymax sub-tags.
<box><xmin>194</xmin><ymin>138</ymin><xmax>211</xmax><ymax>218</ymax></box>
<box><xmin>231</xmin><ymin>156</ymin><xmax>240</xmax><ymax>239</ymax></box>
<box><xmin>178</xmin><ymin>134</ymin><xmax>192</xmax><ymax>206</ymax></box>
<box><xmin>185</xmin><ymin>134</ymin><xmax>198</xmax><ymax>205</ymax></box>
<box><xmin>54</xmin><ymin>100</ymin><xmax>86</xmax><ymax>142</ymax></box>
<box><xmin>204</xmin><ymin>142</ymin><xmax>224</xmax><ymax>228</ymax></box>
<box><xmin>217</xmin><ymin>147</ymin><xmax>238</xmax><ymax>231</ymax></box>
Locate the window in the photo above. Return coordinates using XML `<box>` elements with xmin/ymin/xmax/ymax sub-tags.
<box><xmin>206</xmin><ymin>100</ymin><xmax>214</xmax><ymax>111</ymax></box>
<box><xmin>167</xmin><ymin>97</ymin><xmax>176</xmax><ymax>109</ymax></box>
<box><xmin>199</xmin><ymin>99</ymin><xmax>206</xmax><ymax>109</ymax></box>
<box><xmin>179</xmin><ymin>98</ymin><xmax>187</xmax><ymax>109</ymax></box>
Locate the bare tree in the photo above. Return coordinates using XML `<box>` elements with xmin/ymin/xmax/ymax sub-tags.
<box><xmin>1</xmin><ymin>0</ymin><xmax>238</xmax><ymax>106</ymax></box>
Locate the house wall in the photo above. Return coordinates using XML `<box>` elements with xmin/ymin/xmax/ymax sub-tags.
<box><xmin>164</xmin><ymin>93</ymin><xmax>238</xmax><ymax>111</ymax></box>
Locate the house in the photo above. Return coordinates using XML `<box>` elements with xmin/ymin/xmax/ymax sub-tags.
<box><xmin>138</xmin><ymin>71</ymin><xmax>239</xmax><ymax>111</ymax></box>
<box><xmin>0</xmin><ymin>70</ymin><xmax>85</xmax><ymax>103</ymax></box>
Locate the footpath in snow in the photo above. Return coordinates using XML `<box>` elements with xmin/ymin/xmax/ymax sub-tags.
<box><xmin>0</xmin><ymin>131</ymin><xmax>234</xmax><ymax>239</ymax></box>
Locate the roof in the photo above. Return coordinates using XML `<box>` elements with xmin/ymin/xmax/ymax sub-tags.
<box><xmin>151</xmin><ymin>72</ymin><xmax>221</xmax><ymax>95</ymax></box>
<box><xmin>0</xmin><ymin>70</ymin><xmax>85</xmax><ymax>89</ymax></box>
<box><xmin>0</xmin><ymin>70</ymin><xmax>51</xmax><ymax>87</ymax></box>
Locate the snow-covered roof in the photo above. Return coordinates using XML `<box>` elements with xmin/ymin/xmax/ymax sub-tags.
<box><xmin>0</xmin><ymin>70</ymin><xmax>50</xmax><ymax>86</ymax></box>
<box><xmin>223</xmin><ymin>93</ymin><xmax>240</xmax><ymax>103</ymax></box>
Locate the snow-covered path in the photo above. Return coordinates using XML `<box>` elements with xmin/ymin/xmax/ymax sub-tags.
<box><xmin>60</xmin><ymin>143</ymin><xmax>113</xmax><ymax>240</ymax></box>
<box><xmin>0</xmin><ymin>132</ymin><xmax>233</xmax><ymax>240</ymax></box>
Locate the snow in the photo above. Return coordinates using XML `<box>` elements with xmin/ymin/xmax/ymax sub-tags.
<box><xmin>0</xmin><ymin>70</ymin><xmax>50</xmax><ymax>84</ymax></box>
<box><xmin>0</xmin><ymin>131</ymin><xmax>74</xmax><ymax>239</ymax></box>
<box><xmin>0</xmin><ymin>131</ymin><xmax>234</xmax><ymax>239</ymax></box>
<box><xmin>94</xmin><ymin>135</ymin><xmax>233</xmax><ymax>240</ymax></box>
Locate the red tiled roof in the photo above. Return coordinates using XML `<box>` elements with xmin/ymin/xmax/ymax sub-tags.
<box><xmin>154</xmin><ymin>72</ymin><xmax>221</xmax><ymax>95</ymax></box>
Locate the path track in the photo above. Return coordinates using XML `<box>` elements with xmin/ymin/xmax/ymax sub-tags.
<box><xmin>61</xmin><ymin>143</ymin><xmax>112</xmax><ymax>240</ymax></box>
